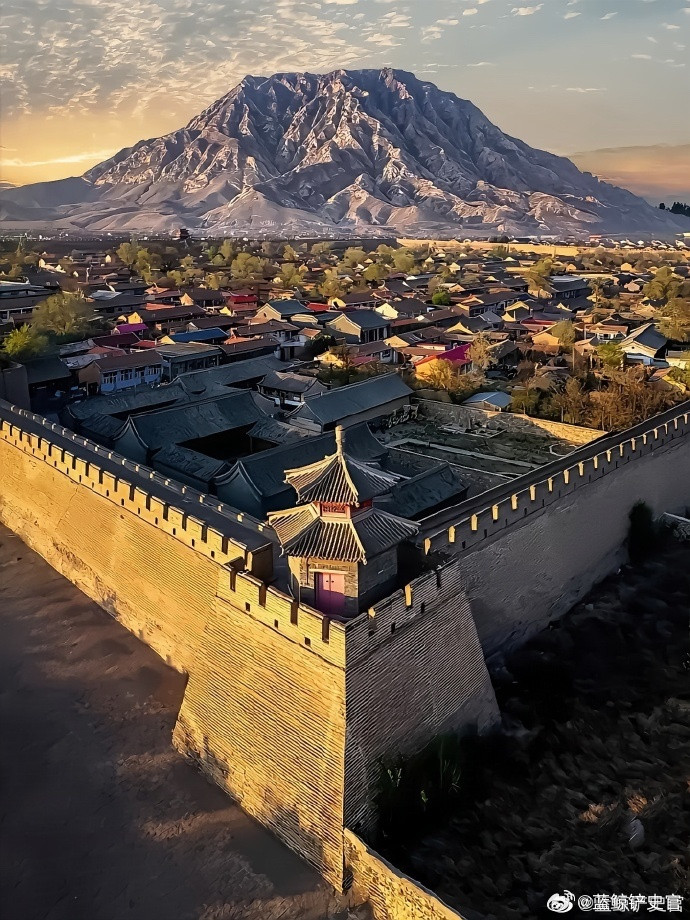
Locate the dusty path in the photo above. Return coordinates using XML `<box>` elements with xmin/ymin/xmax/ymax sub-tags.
<box><xmin>0</xmin><ymin>526</ymin><xmax>346</xmax><ymax>920</ymax></box>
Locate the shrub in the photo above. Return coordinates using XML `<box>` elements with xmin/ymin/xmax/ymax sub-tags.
<box><xmin>627</xmin><ymin>501</ymin><xmax>657</xmax><ymax>565</ymax></box>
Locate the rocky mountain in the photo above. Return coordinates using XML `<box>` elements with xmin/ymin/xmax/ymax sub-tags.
<box><xmin>0</xmin><ymin>69</ymin><xmax>683</xmax><ymax>237</ymax></box>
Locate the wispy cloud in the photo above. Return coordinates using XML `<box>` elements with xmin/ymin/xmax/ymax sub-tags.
<box><xmin>511</xmin><ymin>4</ymin><xmax>543</xmax><ymax>15</ymax></box>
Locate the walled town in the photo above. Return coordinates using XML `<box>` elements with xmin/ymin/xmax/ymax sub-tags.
<box><xmin>1</xmin><ymin>234</ymin><xmax>689</xmax><ymax>920</ymax></box>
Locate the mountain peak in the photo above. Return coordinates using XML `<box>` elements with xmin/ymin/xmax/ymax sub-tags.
<box><xmin>0</xmin><ymin>69</ymin><xmax>682</xmax><ymax>236</ymax></box>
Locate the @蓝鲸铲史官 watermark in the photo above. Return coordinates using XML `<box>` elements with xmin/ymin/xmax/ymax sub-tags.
<box><xmin>546</xmin><ymin>891</ymin><xmax>684</xmax><ymax>912</ymax></box>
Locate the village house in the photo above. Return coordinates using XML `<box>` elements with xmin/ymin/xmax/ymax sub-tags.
<box><xmin>373</xmin><ymin>297</ymin><xmax>431</xmax><ymax>322</ymax></box>
<box><xmin>458</xmin><ymin>290</ymin><xmax>525</xmax><ymax>318</ymax></box>
<box><xmin>219</xmin><ymin>335</ymin><xmax>280</xmax><ymax>362</ymax></box>
<box><xmin>620</xmin><ymin>323</ymin><xmax>668</xmax><ymax>366</ymax></box>
<box><xmin>257</xmin><ymin>371</ymin><xmax>327</xmax><ymax>408</ymax></box>
<box><xmin>126</xmin><ymin>304</ymin><xmax>208</xmax><ymax>335</ymax></box>
<box><xmin>154</xmin><ymin>342</ymin><xmax>222</xmax><ymax>380</ymax></box>
<box><xmin>288</xmin><ymin>374</ymin><xmax>412</xmax><ymax>433</ymax></box>
<box><xmin>162</xmin><ymin>328</ymin><xmax>230</xmax><ymax>346</ymax></box>
<box><xmin>462</xmin><ymin>391</ymin><xmax>513</xmax><ymax>412</ymax></box>
<box><xmin>79</xmin><ymin>351</ymin><xmax>164</xmax><ymax>395</ymax></box>
<box><xmin>0</xmin><ymin>281</ymin><xmax>58</xmax><ymax>325</ymax></box>
<box><xmin>331</xmin><ymin>289</ymin><xmax>378</xmax><ymax>310</ymax></box>
<box><xmin>549</xmin><ymin>275</ymin><xmax>591</xmax><ymax>301</ymax></box>
<box><xmin>254</xmin><ymin>299</ymin><xmax>310</xmax><ymax>322</ymax></box>
<box><xmin>325</xmin><ymin>310</ymin><xmax>391</xmax><ymax>344</ymax></box>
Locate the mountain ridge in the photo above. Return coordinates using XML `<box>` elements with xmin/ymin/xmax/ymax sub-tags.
<box><xmin>0</xmin><ymin>68</ymin><xmax>683</xmax><ymax>237</ymax></box>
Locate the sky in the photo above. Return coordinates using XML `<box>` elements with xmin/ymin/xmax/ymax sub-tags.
<box><xmin>1</xmin><ymin>0</ymin><xmax>689</xmax><ymax>187</ymax></box>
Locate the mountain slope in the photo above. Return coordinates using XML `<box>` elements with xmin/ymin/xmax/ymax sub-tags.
<box><xmin>0</xmin><ymin>69</ymin><xmax>683</xmax><ymax>237</ymax></box>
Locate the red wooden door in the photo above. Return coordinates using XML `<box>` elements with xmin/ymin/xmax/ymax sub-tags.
<box><xmin>315</xmin><ymin>572</ymin><xmax>345</xmax><ymax>616</ymax></box>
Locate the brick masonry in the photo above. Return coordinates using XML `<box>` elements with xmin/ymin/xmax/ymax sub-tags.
<box><xmin>344</xmin><ymin>830</ymin><xmax>471</xmax><ymax>920</ymax></box>
<box><xmin>1</xmin><ymin>397</ymin><xmax>689</xmax><ymax>908</ymax></box>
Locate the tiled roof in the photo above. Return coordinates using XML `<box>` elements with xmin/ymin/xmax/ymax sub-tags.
<box><xmin>291</xmin><ymin>374</ymin><xmax>412</xmax><ymax>427</ymax></box>
<box><xmin>268</xmin><ymin>504</ymin><xmax>418</xmax><ymax>562</ymax></box>
<box><xmin>285</xmin><ymin>428</ymin><xmax>400</xmax><ymax>504</ymax></box>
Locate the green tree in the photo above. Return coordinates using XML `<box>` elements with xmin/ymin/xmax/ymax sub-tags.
<box><xmin>550</xmin><ymin>320</ymin><xmax>576</xmax><ymax>348</ymax></box>
<box><xmin>278</xmin><ymin>262</ymin><xmax>303</xmax><ymax>287</ymax></box>
<box><xmin>392</xmin><ymin>249</ymin><xmax>415</xmax><ymax>274</ymax></box>
<box><xmin>589</xmin><ymin>278</ymin><xmax>607</xmax><ymax>306</ymax></box>
<box><xmin>205</xmin><ymin>272</ymin><xmax>228</xmax><ymax>290</ymax></box>
<box><xmin>311</xmin><ymin>241</ymin><xmax>331</xmax><ymax>257</ymax></box>
<box><xmin>219</xmin><ymin>239</ymin><xmax>236</xmax><ymax>264</ymax></box>
<box><xmin>658</xmin><ymin>297</ymin><xmax>690</xmax><ymax>341</ymax></box>
<box><xmin>32</xmin><ymin>292</ymin><xmax>94</xmax><ymax>337</ymax></box>
<box><xmin>2</xmin><ymin>325</ymin><xmax>49</xmax><ymax>362</ymax></box>
<box><xmin>363</xmin><ymin>262</ymin><xmax>388</xmax><ymax>283</ymax></box>
<box><xmin>282</xmin><ymin>243</ymin><xmax>299</xmax><ymax>262</ymax></box>
<box><xmin>431</xmin><ymin>289</ymin><xmax>451</xmax><ymax>306</ymax></box>
<box><xmin>319</xmin><ymin>268</ymin><xmax>345</xmax><ymax>299</ymax></box>
<box><xmin>526</xmin><ymin>258</ymin><xmax>555</xmax><ymax>296</ymax></box>
<box><xmin>596</xmin><ymin>341</ymin><xmax>624</xmax><ymax>369</ymax></box>
<box><xmin>116</xmin><ymin>242</ymin><xmax>139</xmax><ymax>270</ymax></box>
<box><xmin>643</xmin><ymin>266</ymin><xmax>680</xmax><ymax>304</ymax></box>
<box><xmin>490</xmin><ymin>244</ymin><xmax>509</xmax><ymax>259</ymax></box>
<box><xmin>230</xmin><ymin>253</ymin><xmax>266</xmax><ymax>280</ymax></box>
<box><xmin>469</xmin><ymin>333</ymin><xmax>495</xmax><ymax>373</ymax></box>
<box><xmin>550</xmin><ymin>378</ymin><xmax>590</xmax><ymax>424</ymax></box>
<box><xmin>342</xmin><ymin>247</ymin><xmax>367</xmax><ymax>270</ymax></box>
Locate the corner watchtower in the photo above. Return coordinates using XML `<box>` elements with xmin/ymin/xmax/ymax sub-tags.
<box><xmin>268</xmin><ymin>426</ymin><xmax>419</xmax><ymax>616</ymax></box>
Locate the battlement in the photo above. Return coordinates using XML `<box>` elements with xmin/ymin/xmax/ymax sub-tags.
<box><xmin>420</xmin><ymin>402</ymin><xmax>690</xmax><ymax>557</ymax></box>
<box><xmin>217</xmin><ymin>565</ymin><xmax>347</xmax><ymax>667</ymax></box>
<box><xmin>0</xmin><ymin>402</ymin><xmax>271</xmax><ymax>569</ymax></box>
<box><xmin>0</xmin><ymin>398</ymin><xmax>344</xmax><ymax>665</ymax></box>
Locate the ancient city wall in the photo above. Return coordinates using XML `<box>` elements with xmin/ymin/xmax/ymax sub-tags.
<box><xmin>344</xmin><ymin>567</ymin><xmax>500</xmax><ymax>833</ymax></box>
<box><xmin>416</xmin><ymin>397</ymin><xmax>604</xmax><ymax>445</ymax></box>
<box><xmin>411</xmin><ymin>403</ymin><xmax>690</xmax><ymax>656</ymax></box>
<box><xmin>0</xmin><ymin>400</ymin><xmax>348</xmax><ymax>886</ymax></box>
<box><xmin>344</xmin><ymin>830</ymin><xmax>468</xmax><ymax>920</ymax></box>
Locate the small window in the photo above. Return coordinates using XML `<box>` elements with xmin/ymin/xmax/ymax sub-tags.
<box><xmin>304</xmin><ymin>637</ymin><xmax>311</xmax><ymax>646</ymax></box>
<box><xmin>245</xmin><ymin>602</ymin><xmax>251</xmax><ymax>612</ymax></box>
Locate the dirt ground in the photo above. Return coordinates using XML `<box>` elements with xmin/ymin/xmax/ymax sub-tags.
<box><xmin>0</xmin><ymin>526</ymin><xmax>353</xmax><ymax>920</ymax></box>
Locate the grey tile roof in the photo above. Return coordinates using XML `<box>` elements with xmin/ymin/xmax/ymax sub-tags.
<box><xmin>121</xmin><ymin>390</ymin><xmax>267</xmax><ymax>450</ymax></box>
<box><xmin>291</xmin><ymin>374</ymin><xmax>412</xmax><ymax>427</ymax></box>
<box><xmin>259</xmin><ymin>370</ymin><xmax>327</xmax><ymax>396</ymax></box>
<box><xmin>214</xmin><ymin>425</ymin><xmax>385</xmax><ymax>499</ymax></box>
<box><xmin>152</xmin><ymin>443</ymin><xmax>229</xmax><ymax>481</ymax></box>
<box><xmin>285</xmin><ymin>437</ymin><xmax>400</xmax><ymax>504</ymax></box>
<box><xmin>268</xmin><ymin>505</ymin><xmax>418</xmax><ymax>562</ymax></box>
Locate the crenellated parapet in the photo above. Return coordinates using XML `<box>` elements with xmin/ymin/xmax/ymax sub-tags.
<box><xmin>420</xmin><ymin>402</ymin><xmax>690</xmax><ymax>557</ymax></box>
<box><xmin>0</xmin><ymin>401</ymin><xmax>273</xmax><ymax>576</ymax></box>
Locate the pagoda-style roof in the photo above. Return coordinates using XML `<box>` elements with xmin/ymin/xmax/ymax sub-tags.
<box><xmin>268</xmin><ymin>504</ymin><xmax>419</xmax><ymax>564</ymax></box>
<box><xmin>284</xmin><ymin>426</ymin><xmax>400</xmax><ymax>505</ymax></box>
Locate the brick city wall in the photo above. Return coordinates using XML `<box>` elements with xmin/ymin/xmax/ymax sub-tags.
<box><xmin>344</xmin><ymin>566</ymin><xmax>500</xmax><ymax>833</ymax></box>
<box><xmin>415</xmin><ymin>402</ymin><xmax>690</xmax><ymax>656</ymax></box>
<box><xmin>344</xmin><ymin>830</ymin><xmax>470</xmax><ymax>920</ymax></box>
<box><xmin>0</xmin><ymin>401</ymin><xmax>348</xmax><ymax>886</ymax></box>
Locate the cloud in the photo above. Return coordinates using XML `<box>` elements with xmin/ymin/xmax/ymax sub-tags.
<box><xmin>0</xmin><ymin>149</ymin><xmax>117</xmax><ymax>167</ymax></box>
<box><xmin>467</xmin><ymin>61</ymin><xmax>495</xmax><ymax>67</ymax></box>
<box><xmin>462</xmin><ymin>8</ymin><xmax>478</xmax><ymax>15</ymax></box>
<box><xmin>600</xmin><ymin>12</ymin><xmax>617</xmax><ymax>20</ymax></box>
<box><xmin>564</xmin><ymin>11</ymin><xmax>580</xmax><ymax>19</ymax></box>
<box><xmin>566</xmin><ymin>87</ymin><xmax>605</xmax><ymax>93</ymax></box>
<box><xmin>631</xmin><ymin>53</ymin><xmax>652</xmax><ymax>59</ymax></box>
<box><xmin>511</xmin><ymin>5</ymin><xmax>543</xmax><ymax>16</ymax></box>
